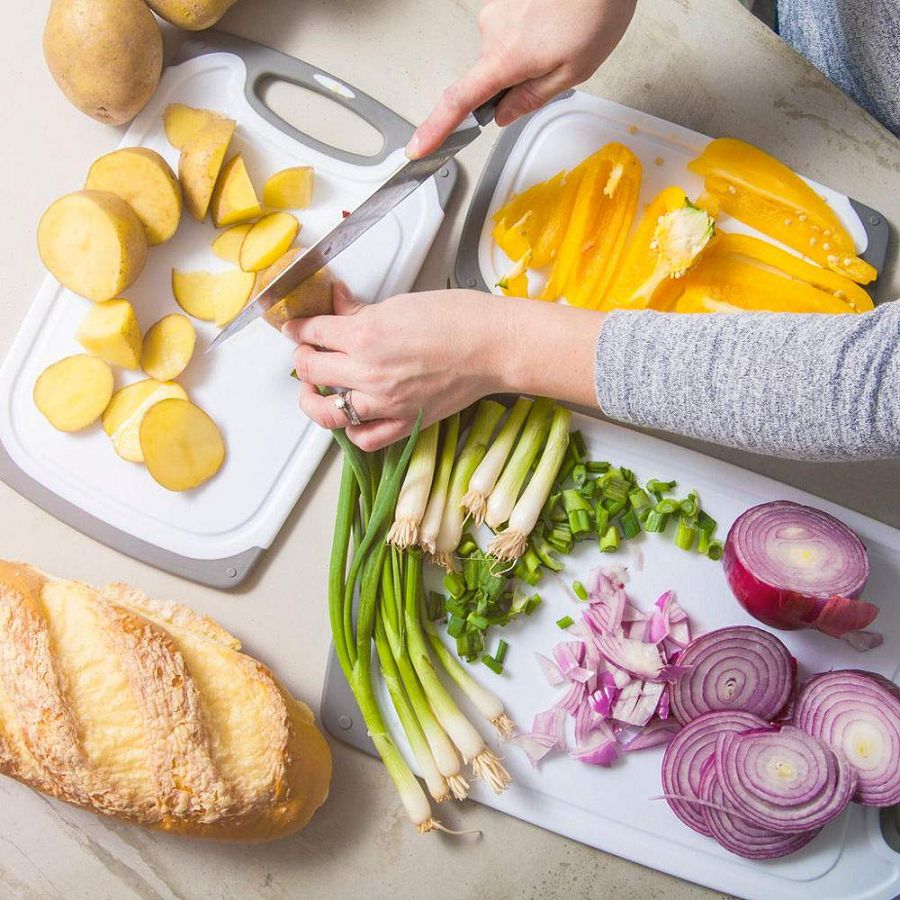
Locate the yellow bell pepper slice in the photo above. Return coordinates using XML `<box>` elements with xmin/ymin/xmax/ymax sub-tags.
<box><xmin>492</xmin><ymin>172</ymin><xmax>566</xmax><ymax>264</ymax></box>
<box><xmin>496</xmin><ymin>250</ymin><xmax>531</xmax><ymax>297</ymax></box>
<box><xmin>688</xmin><ymin>138</ymin><xmax>877</xmax><ymax>285</ymax></box>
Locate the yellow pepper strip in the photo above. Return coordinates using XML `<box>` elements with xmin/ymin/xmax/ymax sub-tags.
<box><xmin>673</xmin><ymin>257</ymin><xmax>857</xmax><ymax>314</ymax></box>
<box><xmin>688</xmin><ymin>137</ymin><xmax>877</xmax><ymax>285</ymax></box>
<box><xmin>492</xmin><ymin>172</ymin><xmax>566</xmax><ymax>264</ymax></box>
<box><xmin>529</xmin><ymin>166</ymin><xmax>585</xmax><ymax>268</ymax></box>
<box><xmin>566</xmin><ymin>144</ymin><xmax>642</xmax><ymax>309</ymax></box>
<box><xmin>496</xmin><ymin>250</ymin><xmax>531</xmax><ymax>297</ymax></box>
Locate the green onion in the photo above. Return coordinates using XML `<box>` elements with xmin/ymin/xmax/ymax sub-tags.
<box><xmin>647</xmin><ymin>478</ymin><xmax>676</xmax><ymax>494</ymax></box>
<box><xmin>572</xmin><ymin>580</ymin><xmax>588</xmax><ymax>601</ymax></box>
<box><xmin>482</xmin><ymin>656</ymin><xmax>503</xmax><ymax>675</ymax></box>
<box><xmin>417</xmin><ymin>414</ymin><xmax>460</xmax><ymax>555</ymax></box>
<box><xmin>443</xmin><ymin>571</ymin><xmax>466</xmax><ymax>598</ymax></box>
<box><xmin>675</xmin><ymin>516</ymin><xmax>697</xmax><ymax>551</ymax></box>
<box><xmin>595</xmin><ymin>503</ymin><xmax>609</xmax><ymax>535</ymax></box>
<box><xmin>586</xmin><ymin>460</ymin><xmax>610</xmax><ymax>474</ymax></box>
<box><xmin>697</xmin><ymin>509</ymin><xmax>717</xmax><ymax>535</ymax></box>
<box><xmin>620</xmin><ymin>507</ymin><xmax>641</xmax><ymax>540</ymax></box>
<box><xmin>387</xmin><ymin>422</ymin><xmax>440</xmax><ymax>549</ymax></box>
<box><xmin>706</xmin><ymin>539</ymin><xmax>724</xmax><ymax>561</ymax></box>
<box><xmin>599</xmin><ymin>524</ymin><xmax>620</xmax><ymax>553</ymax></box>
<box><xmin>655</xmin><ymin>498</ymin><xmax>680</xmax><ymax>514</ymax></box>
<box><xmin>425</xmin><ymin>591</ymin><xmax>445</xmax><ymax>621</ymax></box>
<box><xmin>556</xmin><ymin>615</ymin><xmax>574</xmax><ymax>630</ymax></box>
<box><xmin>495</xmin><ymin>639</ymin><xmax>509</xmax><ymax>664</ymax></box>
<box><xmin>643</xmin><ymin>508</ymin><xmax>669</xmax><ymax>533</ymax></box>
<box><xmin>679</xmin><ymin>494</ymin><xmax>699</xmax><ymax>517</ymax></box>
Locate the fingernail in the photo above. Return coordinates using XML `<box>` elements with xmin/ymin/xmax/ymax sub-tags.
<box><xmin>405</xmin><ymin>134</ymin><xmax>421</xmax><ymax>159</ymax></box>
<box><xmin>495</xmin><ymin>109</ymin><xmax>515</xmax><ymax>127</ymax></box>
<box><xmin>281</xmin><ymin>321</ymin><xmax>296</xmax><ymax>339</ymax></box>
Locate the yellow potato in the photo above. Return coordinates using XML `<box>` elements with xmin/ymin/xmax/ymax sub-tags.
<box><xmin>141</xmin><ymin>314</ymin><xmax>196</xmax><ymax>381</ymax></box>
<box><xmin>37</xmin><ymin>190</ymin><xmax>148</xmax><ymax>302</ymax></box>
<box><xmin>85</xmin><ymin>148</ymin><xmax>182</xmax><ymax>245</ymax></box>
<box><xmin>145</xmin><ymin>0</ymin><xmax>239</xmax><ymax>31</ymax></box>
<box><xmin>43</xmin><ymin>0</ymin><xmax>162</xmax><ymax>125</ymax></box>
<box><xmin>163</xmin><ymin>104</ymin><xmax>228</xmax><ymax>150</ymax></box>
<box><xmin>172</xmin><ymin>268</ymin><xmax>256</xmax><ymax>324</ymax></box>
<box><xmin>211</xmin><ymin>155</ymin><xmax>262</xmax><ymax>228</ymax></box>
<box><xmin>179</xmin><ymin>118</ymin><xmax>236</xmax><ymax>221</ymax></box>
<box><xmin>140</xmin><ymin>398</ymin><xmax>225</xmax><ymax>491</ymax></box>
<box><xmin>211</xmin><ymin>223</ymin><xmax>252</xmax><ymax>264</ymax></box>
<box><xmin>76</xmin><ymin>298</ymin><xmax>142</xmax><ymax>369</ymax></box>
<box><xmin>240</xmin><ymin>212</ymin><xmax>300</xmax><ymax>272</ymax></box>
<box><xmin>256</xmin><ymin>250</ymin><xmax>334</xmax><ymax>328</ymax></box>
<box><xmin>262</xmin><ymin>167</ymin><xmax>314</xmax><ymax>210</ymax></box>
<box><xmin>34</xmin><ymin>354</ymin><xmax>114</xmax><ymax>432</ymax></box>
<box><xmin>103</xmin><ymin>379</ymin><xmax>188</xmax><ymax>462</ymax></box>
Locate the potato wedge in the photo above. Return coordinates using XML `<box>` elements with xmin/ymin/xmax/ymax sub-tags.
<box><xmin>240</xmin><ymin>212</ymin><xmax>299</xmax><ymax>272</ymax></box>
<box><xmin>37</xmin><ymin>190</ymin><xmax>148</xmax><ymax>302</ymax></box>
<box><xmin>179</xmin><ymin>118</ymin><xmax>236</xmax><ymax>221</ymax></box>
<box><xmin>163</xmin><ymin>103</ymin><xmax>228</xmax><ymax>150</ymax></box>
<box><xmin>257</xmin><ymin>250</ymin><xmax>334</xmax><ymax>328</ymax></box>
<box><xmin>85</xmin><ymin>148</ymin><xmax>182</xmax><ymax>245</ymax></box>
<box><xmin>103</xmin><ymin>379</ymin><xmax>188</xmax><ymax>462</ymax></box>
<box><xmin>172</xmin><ymin>268</ymin><xmax>256</xmax><ymax>324</ymax></box>
<box><xmin>76</xmin><ymin>298</ymin><xmax>142</xmax><ymax>369</ymax></box>
<box><xmin>211</xmin><ymin>155</ymin><xmax>262</xmax><ymax>227</ymax></box>
<box><xmin>262</xmin><ymin>167</ymin><xmax>314</xmax><ymax>210</ymax></box>
<box><xmin>141</xmin><ymin>314</ymin><xmax>196</xmax><ymax>381</ymax></box>
<box><xmin>140</xmin><ymin>398</ymin><xmax>225</xmax><ymax>491</ymax></box>
<box><xmin>34</xmin><ymin>354</ymin><xmax>114</xmax><ymax>432</ymax></box>
<box><xmin>211</xmin><ymin>223</ymin><xmax>252</xmax><ymax>264</ymax></box>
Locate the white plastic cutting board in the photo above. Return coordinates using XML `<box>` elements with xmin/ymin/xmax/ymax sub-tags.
<box><xmin>0</xmin><ymin>50</ymin><xmax>447</xmax><ymax>574</ymax></box>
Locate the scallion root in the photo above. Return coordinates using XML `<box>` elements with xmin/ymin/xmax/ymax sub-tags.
<box><xmin>386</xmin><ymin>518</ymin><xmax>418</xmax><ymax>550</ymax></box>
<box><xmin>492</xmin><ymin>714</ymin><xmax>516</xmax><ymax>739</ymax></box>
<box><xmin>425</xmin><ymin>820</ymin><xmax>483</xmax><ymax>837</ymax></box>
<box><xmin>470</xmin><ymin>748</ymin><xmax>512</xmax><ymax>794</ymax></box>
<box><xmin>460</xmin><ymin>489</ymin><xmax>488</xmax><ymax>526</ymax></box>
<box><xmin>429</xmin><ymin>550</ymin><xmax>458</xmax><ymax>573</ymax></box>
<box><xmin>488</xmin><ymin>529</ymin><xmax>528</xmax><ymax>561</ymax></box>
<box><xmin>447</xmin><ymin>773</ymin><xmax>470</xmax><ymax>801</ymax></box>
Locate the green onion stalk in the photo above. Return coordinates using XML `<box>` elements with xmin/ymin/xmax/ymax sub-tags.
<box><xmin>431</xmin><ymin>399</ymin><xmax>506</xmax><ymax>572</ymax></box>
<box><xmin>417</xmin><ymin>414</ymin><xmax>460</xmax><ymax>555</ymax></box>
<box><xmin>387</xmin><ymin>421</ymin><xmax>440</xmax><ymax>550</ymax></box>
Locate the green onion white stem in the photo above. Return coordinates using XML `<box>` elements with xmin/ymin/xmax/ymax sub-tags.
<box><xmin>432</xmin><ymin>400</ymin><xmax>506</xmax><ymax>572</ymax></box>
<box><xmin>461</xmin><ymin>397</ymin><xmax>532</xmax><ymax>526</ymax></box>
<box><xmin>485</xmin><ymin>397</ymin><xmax>554</xmax><ymax>531</ymax></box>
<box><xmin>387</xmin><ymin>422</ymin><xmax>440</xmax><ymax>549</ymax></box>
<box><xmin>418</xmin><ymin>414</ymin><xmax>460</xmax><ymax>555</ymax></box>
<box><xmin>490</xmin><ymin>406</ymin><xmax>572</xmax><ymax>561</ymax></box>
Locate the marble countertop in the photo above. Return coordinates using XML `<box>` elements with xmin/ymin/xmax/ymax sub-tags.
<box><xmin>0</xmin><ymin>1</ymin><xmax>897</xmax><ymax>897</ymax></box>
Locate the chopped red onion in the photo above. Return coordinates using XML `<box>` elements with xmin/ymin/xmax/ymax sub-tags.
<box><xmin>535</xmin><ymin>652</ymin><xmax>566</xmax><ymax>687</ymax></box>
<box><xmin>570</xmin><ymin>724</ymin><xmax>620</xmax><ymax>767</ymax></box>
<box><xmin>840</xmin><ymin>631</ymin><xmax>883</xmax><ymax>652</ymax></box>
<box><xmin>613</xmin><ymin>680</ymin><xmax>664</xmax><ymax>726</ymax></box>
<box><xmin>508</xmin><ymin>732</ymin><xmax>558</xmax><ymax>767</ymax></box>
<box><xmin>620</xmin><ymin>718</ymin><xmax>681</xmax><ymax>751</ymax></box>
<box><xmin>596</xmin><ymin>630</ymin><xmax>665</xmax><ymax>680</ymax></box>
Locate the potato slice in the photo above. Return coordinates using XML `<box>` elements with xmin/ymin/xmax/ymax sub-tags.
<box><xmin>141</xmin><ymin>314</ymin><xmax>196</xmax><ymax>381</ymax></box>
<box><xmin>211</xmin><ymin>223</ymin><xmax>252</xmax><ymax>264</ymax></box>
<box><xmin>163</xmin><ymin>103</ymin><xmax>227</xmax><ymax>150</ymax></box>
<box><xmin>172</xmin><ymin>268</ymin><xmax>256</xmax><ymax>324</ymax></box>
<box><xmin>140</xmin><ymin>398</ymin><xmax>225</xmax><ymax>491</ymax></box>
<box><xmin>76</xmin><ymin>298</ymin><xmax>142</xmax><ymax>369</ymax></box>
<box><xmin>262</xmin><ymin>167</ymin><xmax>314</xmax><ymax>209</ymax></box>
<box><xmin>103</xmin><ymin>379</ymin><xmax>188</xmax><ymax>462</ymax></box>
<box><xmin>240</xmin><ymin>212</ymin><xmax>299</xmax><ymax>272</ymax></box>
<box><xmin>257</xmin><ymin>250</ymin><xmax>334</xmax><ymax>328</ymax></box>
<box><xmin>211</xmin><ymin>155</ymin><xmax>262</xmax><ymax>227</ymax></box>
<box><xmin>179</xmin><ymin>118</ymin><xmax>236</xmax><ymax>221</ymax></box>
<box><xmin>85</xmin><ymin>148</ymin><xmax>182</xmax><ymax>245</ymax></box>
<box><xmin>34</xmin><ymin>354</ymin><xmax>114</xmax><ymax>432</ymax></box>
<box><xmin>37</xmin><ymin>190</ymin><xmax>148</xmax><ymax>302</ymax></box>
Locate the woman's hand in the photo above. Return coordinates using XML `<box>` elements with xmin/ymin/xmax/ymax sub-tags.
<box><xmin>283</xmin><ymin>283</ymin><xmax>603</xmax><ymax>451</ymax></box>
<box><xmin>407</xmin><ymin>0</ymin><xmax>637</xmax><ymax>159</ymax></box>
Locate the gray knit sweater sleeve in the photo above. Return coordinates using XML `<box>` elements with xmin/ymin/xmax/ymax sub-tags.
<box><xmin>594</xmin><ymin>304</ymin><xmax>900</xmax><ymax>460</ymax></box>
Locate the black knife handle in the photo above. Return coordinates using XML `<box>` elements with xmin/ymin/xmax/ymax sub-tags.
<box><xmin>472</xmin><ymin>89</ymin><xmax>511</xmax><ymax>127</ymax></box>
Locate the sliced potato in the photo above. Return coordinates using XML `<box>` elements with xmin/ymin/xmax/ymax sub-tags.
<box><xmin>76</xmin><ymin>298</ymin><xmax>142</xmax><ymax>369</ymax></box>
<box><xmin>37</xmin><ymin>190</ymin><xmax>148</xmax><ymax>302</ymax></box>
<box><xmin>141</xmin><ymin>314</ymin><xmax>196</xmax><ymax>381</ymax></box>
<box><xmin>262</xmin><ymin>167</ymin><xmax>314</xmax><ymax>209</ymax></box>
<box><xmin>240</xmin><ymin>212</ymin><xmax>299</xmax><ymax>272</ymax></box>
<box><xmin>211</xmin><ymin>223</ymin><xmax>252</xmax><ymax>264</ymax></box>
<box><xmin>103</xmin><ymin>379</ymin><xmax>188</xmax><ymax>462</ymax></box>
<box><xmin>211</xmin><ymin>155</ymin><xmax>262</xmax><ymax>227</ymax></box>
<box><xmin>85</xmin><ymin>147</ymin><xmax>182</xmax><ymax>245</ymax></box>
<box><xmin>140</xmin><ymin>398</ymin><xmax>225</xmax><ymax>491</ymax></box>
<box><xmin>163</xmin><ymin>103</ymin><xmax>227</xmax><ymax>150</ymax></box>
<box><xmin>34</xmin><ymin>354</ymin><xmax>114</xmax><ymax>432</ymax></box>
<box><xmin>172</xmin><ymin>268</ymin><xmax>256</xmax><ymax>324</ymax></box>
<box><xmin>257</xmin><ymin>250</ymin><xmax>334</xmax><ymax>328</ymax></box>
<box><xmin>179</xmin><ymin>117</ymin><xmax>236</xmax><ymax>221</ymax></box>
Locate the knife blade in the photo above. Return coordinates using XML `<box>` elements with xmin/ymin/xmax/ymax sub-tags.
<box><xmin>207</xmin><ymin>90</ymin><xmax>508</xmax><ymax>352</ymax></box>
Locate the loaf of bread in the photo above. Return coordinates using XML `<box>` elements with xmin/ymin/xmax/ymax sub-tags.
<box><xmin>0</xmin><ymin>561</ymin><xmax>331</xmax><ymax>840</ymax></box>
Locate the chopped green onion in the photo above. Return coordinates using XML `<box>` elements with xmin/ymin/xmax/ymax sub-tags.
<box><xmin>426</xmin><ymin>591</ymin><xmax>445</xmax><ymax>621</ymax></box>
<box><xmin>595</xmin><ymin>504</ymin><xmax>609</xmax><ymax>534</ymax></box>
<box><xmin>556</xmin><ymin>615</ymin><xmax>574</xmax><ymax>629</ymax></box>
<box><xmin>572</xmin><ymin>580</ymin><xmax>588</xmax><ymax>601</ymax></box>
<box><xmin>600</xmin><ymin>475</ymin><xmax>629</xmax><ymax>503</ymax></box>
<box><xmin>571</xmin><ymin>430</ymin><xmax>587</xmax><ymax>462</ymax></box>
<box><xmin>599</xmin><ymin>524</ymin><xmax>620</xmax><ymax>553</ymax></box>
<box><xmin>447</xmin><ymin>614</ymin><xmax>466</xmax><ymax>638</ymax></box>
<box><xmin>679</xmin><ymin>495</ymin><xmax>699</xmax><ymax>517</ymax></box>
<box><xmin>706</xmin><ymin>539</ymin><xmax>724</xmax><ymax>561</ymax></box>
<box><xmin>467</xmin><ymin>613</ymin><xmax>489</xmax><ymax>632</ymax></box>
<box><xmin>647</xmin><ymin>478</ymin><xmax>676</xmax><ymax>494</ymax></box>
<box><xmin>443</xmin><ymin>571</ymin><xmax>466</xmax><ymax>598</ymax></box>
<box><xmin>457</xmin><ymin>535</ymin><xmax>479</xmax><ymax>557</ymax></box>
<box><xmin>675</xmin><ymin>516</ymin><xmax>697</xmax><ymax>551</ymax></box>
<box><xmin>572</xmin><ymin>463</ymin><xmax>587</xmax><ymax>487</ymax></box>
<box><xmin>602</xmin><ymin>498</ymin><xmax>626</xmax><ymax>517</ymax></box>
<box><xmin>495</xmin><ymin>639</ymin><xmax>509</xmax><ymax>664</ymax></box>
<box><xmin>482</xmin><ymin>656</ymin><xmax>504</xmax><ymax>675</ymax></box>
<box><xmin>586</xmin><ymin>460</ymin><xmax>610</xmax><ymax>473</ymax></box>
<box><xmin>697</xmin><ymin>509</ymin><xmax>717</xmax><ymax>535</ymax></box>
<box><xmin>629</xmin><ymin>487</ymin><xmax>651</xmax><ymax>510</ymax></box>
<box><xmin>655</xmin><ymin>498</ymin><xmax>680</xmax><ymax>514</ymax></box>
<box><xmin>620</xmin><ymin>507</ymin><xmax>641</xmax><ymax>540</ymax></box>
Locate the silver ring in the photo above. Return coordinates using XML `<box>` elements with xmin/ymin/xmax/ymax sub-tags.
<box><xmin>334</xmin><ymin>390</ymin><xmax>361</xmax><ymax>426</ymax></box>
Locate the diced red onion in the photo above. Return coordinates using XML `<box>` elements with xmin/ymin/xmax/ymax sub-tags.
<box><xmin>723</xmin><ymin>500</ymin><xmax>874</xmax><ymax>636</ymax></box>
<box><xmin>508</xmin><ymin>732</ymin><xmax>558</xmax><ymax>767</ymax></box>
<box><xmin>532</xmin><ymin>708</ymin><xmax>567</xmax><ymax>750</ymax></box>
<box><xmin>596</xmin><ymin>630</ymin><xmax>665</xmax><ymax>680</ymax></box>
<box><xmin>554</xmin><ymin>681</ymin><xmax>586</xmax><ymax>714</ymax></box>
<box><xmin>661</xmin><ymin>710</ymin><xmax>769</xmax><ymax>836</ymax></box>
<box><xmin>792</xmin><ymin>670</ymin><xmax>900</xmax><ymax>806</ymax></box>
<box><xmin>613</xmin><ymin>680</ymin><xmax>664</xmax><ymax>726</ymax></box>
<box><xmin>715</xmin><ymin>725</ymin><xmax>857</xmax><ymax>833</ymax></box>
<box><xmin>621</xmin><ymin>718</ymin><xmax>681</xmax><ymax>751</ymax></box>
<box><xmin>552</xmin><ymin>641</ymin><xmax>594</xmax><ymax>683</ymax></box>
<box><xmin>536</xmin><ymin>652</ymin><xmax>566</xmax><ymax>686</ymax></box>
<box><xmin>571</xmin><ymin>723</ymin><xmax>620</xmax><ymax>767</ymax></box>
<box><xmin>669</xmin><ymin>626</ymin><xmax>794</xmax><ymax>725</ymax></box>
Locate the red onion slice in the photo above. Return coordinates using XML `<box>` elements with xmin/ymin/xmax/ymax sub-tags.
<box><xmin>661</xmin><ymin>710</ymin><xmax>770</xmax><ymax>836</ymax></box>
<box><xmin>793</xmin><ymin>670</ymin><xmax>900</xmax><ymax>806</ymax></box>
<box><xmin>723</xmin><ymin>500</ymin><xmax>873</xmax><ymax>635</ymax></box>
<box><xmin>699</xmin><ymin>761</ymin><xmax>820</xmax><ymax>859</ymax></box>
<box><xmin>715</xmin><ymin>725</ymin><xmax>857</xmax><ymax>833</ymax></box>
<box><xmin>669</xmin><ymin>626</ymin><xmax>795</xmax><ymax>725</ymax></box>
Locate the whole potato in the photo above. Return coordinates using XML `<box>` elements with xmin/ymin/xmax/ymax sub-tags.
<box><xmin>145</xmin><ymin>0</ymin><xmax>240</xmax><ymax>30</ymax></box>
<box><xmin>43</xmin><ymin>0</ymin><xmax>163</xmax><ymax>125</ymax></box>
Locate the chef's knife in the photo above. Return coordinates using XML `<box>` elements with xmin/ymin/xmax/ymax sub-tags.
<box><xmin>207</xmin><ymin>90</ymin><xmax>509</xmax><ymax>352</ymax></box>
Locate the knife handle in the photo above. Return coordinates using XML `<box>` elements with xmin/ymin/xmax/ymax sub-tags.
<box><xmin>472</xmin><ymin>89</ymin><xmax>511</xmax><ymax>127</ymax></box>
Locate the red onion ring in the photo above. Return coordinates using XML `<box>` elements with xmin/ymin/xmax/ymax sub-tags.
<box><xmin>715</xmin><ymin>725</ymin><xmax>857</xmax><ymax>833</ymax></box>
<box><xmin>793</xmin><ymin>670</ymin><xmax>900</xmax><ymax>807</ymax></box>
<box><xmin>661</xmin><ymin>710</ymin><xmax>770</xmax><ymax>836</ymax></box>
<box><xmin>669</xmin><ymin>626</ymin><xmax>795</xmax><ymax>725</ymax></box>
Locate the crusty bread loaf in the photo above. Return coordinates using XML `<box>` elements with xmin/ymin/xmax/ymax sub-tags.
<box><xmin>0</xmin><ymin>561</ymin><xmax>331</xmax><ymax>840</ymax></box>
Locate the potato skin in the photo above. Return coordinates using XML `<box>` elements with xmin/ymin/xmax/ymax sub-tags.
<box><xmin>43</xmin><ymin>0</ymin><xmax>163</xmax><ymax>125</ymax></box>
<box><xmin>145</xmin><ymin>0</ymin><xmax>240</xmax><ymax>30</ymax></box>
